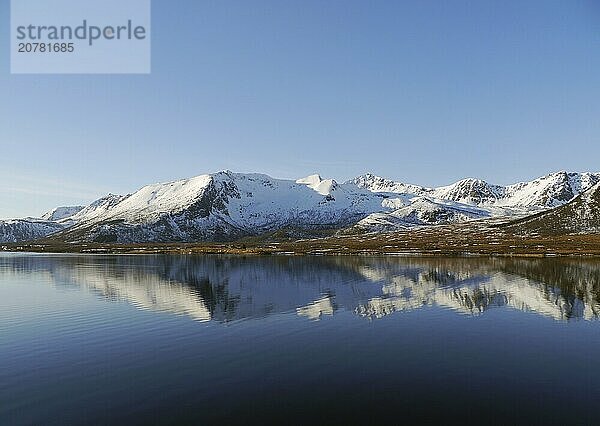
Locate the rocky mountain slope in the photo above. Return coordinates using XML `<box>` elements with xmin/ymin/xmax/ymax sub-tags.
<box><xmin>504</xmin><ymin>182</ymin><xmax>600</xmax><ymax>235</ymax></box>
<box><xmin>1</xmin><ymin>170</ymin><xmax>599</xmax><ymax>243</ymax></box>
<box><xmin>0</xmin><ymin>218</ymin><xmax>66</xmax><ymax>244</ymax></box>
<box><xmin>348</xmin><ymin>173</ymin><xmax>428</xmax><ymax>195</ymax></box>
<box><xmin>354</xmin><ymin>198</ymin><xmax>491</xmax><ymax>232</ymax></box>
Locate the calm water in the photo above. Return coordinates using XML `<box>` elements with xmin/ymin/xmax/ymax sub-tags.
<box><xmin>2</xmin><ymin>254</ymin><xmax>600</xmax><ymax>425</ymax></box>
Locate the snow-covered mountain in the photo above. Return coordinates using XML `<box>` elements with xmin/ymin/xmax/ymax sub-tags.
<box><xmin>354</xmin><ymin>198</ymin><xmax>491</xmax><ymax>232</ymax></box>
<box><xmin>58</xmin><ymin>171</ymin><xmax>389</xmax><ymax>243</ymax></box>
<box><xmin>505</xmin><ymin>182</ymin><xmax>600</xmax><ymax>235</ymax></box>
<box><xmin>348</xmin><ymin>173</ymin><xmax>428</xmax><ymax>195</ymax></box>
<box><xmin>0</xmin><ymin>205</ymin><xmax>85</xmax><ymax>244</ymax></box>
<box><xmin>65</xmin><ymin>194</ymin><xmax>126</xmax><ymax>223</ymax></box>
<box><xmin>0</xmin><ymin>199</ymin><xmax>124</xmax><ymax>244</ymax></box>
<box><xmin>352</xmin><ymin>171</ymin><xmax>600</xmax><ymax>209</ymax></box>
<box><xmin>1</xmin><ymin>170</ymin><xmax>599</xmax><ymax>243</ymax></box>
<box><xmin>431</xmin><ymin>178</ymin><xmax>504</xmax><ymax>205</ymax></box>
<box><xmin>0</xmin><ymin>218</ymin><xmax>66</xmax><ymax>243</ymax></box>
<box><xmin>349</xmin><ymin>171</ymin><xmax>600</xmax><ymax>232</ymax></box>
<box><xmin>499</xmin><ymin>171</ymin><xmax>600</xmax><ymax>208</ymax></box>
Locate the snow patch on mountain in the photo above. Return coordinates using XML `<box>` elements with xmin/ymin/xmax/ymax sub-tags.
<box><xmin>297</xmin><ymin>174</ymin><xmax>339</xmax><ymax>196</ymax></box>
<box><xmin>41</xmin><ymin>206</ymin><xmax>85</xmax><ymax>221</ymax></box>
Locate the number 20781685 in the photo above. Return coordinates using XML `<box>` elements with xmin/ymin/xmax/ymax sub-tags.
<box><xmin>17</xmin><ymin>43</ymin><xmax>75</xmax><ymax>53</ymax></box>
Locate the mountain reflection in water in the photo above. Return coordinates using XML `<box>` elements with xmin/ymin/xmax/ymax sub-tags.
<box><xmin>3</xmin><ymin>254</ymin><xmax>600</xmax><ymax>322</ymax></box>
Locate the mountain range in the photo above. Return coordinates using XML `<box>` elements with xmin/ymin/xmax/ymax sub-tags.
<box><xmin>1</xmin><ymin>170</ymin><xmax>599</xmax><ymax>243</ymax></box>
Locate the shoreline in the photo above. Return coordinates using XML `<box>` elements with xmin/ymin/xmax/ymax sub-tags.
<box><xmin>3</xmin><ymin>233</ymin><xmax>600</xmax><ymax>258</ymax></box>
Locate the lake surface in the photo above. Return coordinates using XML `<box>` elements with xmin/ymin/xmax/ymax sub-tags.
<box><xmin>2</xmin><ymin>253</ymin><xmax>600</xmax><ymax>425</ymax></box>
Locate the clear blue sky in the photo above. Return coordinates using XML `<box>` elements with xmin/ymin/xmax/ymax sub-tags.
<box><xmin>1</xmin><ymin>0</ymin><xmax>600</xmax><ymax>218</ymax></box>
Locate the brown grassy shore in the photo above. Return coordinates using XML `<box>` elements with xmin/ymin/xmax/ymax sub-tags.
<box><xmin>3</xmin><ymin>222</ymin><xmax>600</xmax><ymax>257</ymax></box>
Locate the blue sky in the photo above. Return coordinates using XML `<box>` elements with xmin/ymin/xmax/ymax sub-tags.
<box><xmin>1</xmin><ymin>0</ymin><xmax>600</xmax><ymax>218</ymax></box>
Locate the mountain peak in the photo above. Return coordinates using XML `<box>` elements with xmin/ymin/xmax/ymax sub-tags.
<box><xmin>432</xmin><ymin>178</ymin><xmax>502</xmax><ymax>205</ymax></box>
<box><xmin>347</xmin><ymin>173</ymin><xmax>428</xmax><ymax>195</ymax></box>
